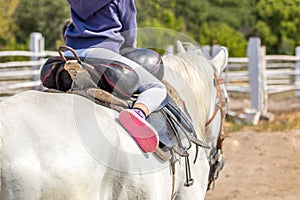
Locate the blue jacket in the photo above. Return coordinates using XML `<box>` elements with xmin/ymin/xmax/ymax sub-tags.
<box><xmin>65</xmin><ymin>0</ymin><xmax>137</xmax><ymax>53</ymax></box>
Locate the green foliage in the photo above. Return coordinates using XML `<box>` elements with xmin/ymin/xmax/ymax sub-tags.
<box><xmin>174</xmin><ymin>0</ymin><xmax>210</xmax><ymax>39</ymax></box>
<box><xmin>13</xmin><ymin>0</ymin><xmax>70</xmax><ymax>50</ymax></box>
<box><xmin>254</xmin><ymin>0</ymin><xmax>300</xmax><ymax>54</ymax></box>
<box><xmin>2</xmin><ymin>0</ymin><xmax>300</xmax><ymax>56</ymax></box>
<box><xmin>199</xmin><ymin>23</ymin><xmax>248</xmax><ymax>57</ymax></box>
<box><xmin>0</xmin><ymin>0</ymin><xmax>19</xmax><ymax>50</ymax></box>
<box><xmin>136</xmin><ymin>0</ymin><xmax>184</xmax><ymax>31</ymax></box>
<box><xmin>136</xmin><ymin>0</ymin><xmax>250</xmax><ymax>56</ymax></box>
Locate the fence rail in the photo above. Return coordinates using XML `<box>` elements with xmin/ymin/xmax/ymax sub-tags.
<box><xmin>0</xmin><ymin>34</ymin><xmax>299</xmax><ymax>124</ymax></box>
<box><xmin>0</xmin><ymin>50</ymin><xmax>58</xmax><ymax>58</ymax></box>
<box><xmin>226</xmin><ymin>43</ymin><xmax>300</xmax><ymax>95</ymax></box>
<box><xmin>203</xmin><ymin>38</ymin><xmax>300</xmax><ymax>124</ymax></box>
<box><xmin>0</xmin><ymin>33</ymin><xmax>57</xmax><ymax>100</ymax></box>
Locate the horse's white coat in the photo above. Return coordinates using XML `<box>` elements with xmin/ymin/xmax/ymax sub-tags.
<box><xmin>0</xmin><ymin>47</ymin><xmax>227</xmax><ymax>200</ymax></box>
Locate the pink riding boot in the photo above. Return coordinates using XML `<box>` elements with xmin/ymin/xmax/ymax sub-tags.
<box><xmin>119</xmin><ymin>109</ymin><xmax>159</xmax><ymax>153</ymax></box>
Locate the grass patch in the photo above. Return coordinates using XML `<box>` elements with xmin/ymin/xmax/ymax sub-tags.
<box><xmin>225</xmin><ymin>110</ymin><xmax>300</xmax><ymax>133</ymax></box>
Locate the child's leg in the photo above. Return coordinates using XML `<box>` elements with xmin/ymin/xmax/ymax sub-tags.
<box><xmin>77</xmin><ymin>48</ymin><xmax>167</xmax><ymax>152</ymax></box>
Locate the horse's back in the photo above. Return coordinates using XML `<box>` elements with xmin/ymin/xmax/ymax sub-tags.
<box><xmin>0</xmin><ymin>91</ymin><xmax>104</xmax><ymax>199</ymax></box>
<box><xmin>0</xmin><ymin>91</ymin><xmax>172</xmax><ymax>200</ymax></box>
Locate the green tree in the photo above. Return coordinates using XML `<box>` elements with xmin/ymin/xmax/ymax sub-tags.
<box><xmin>0</xmin><ymin>0</ymin><xmax>19</xmax><ymax>49</ymax></box>
<box><xmin>174</xmin><ymin>0</ymin><xmax>210</xmax><ymax>39</ymax></box>
<box><xmin>253</xmin><ymin>0</ymin><xmax>300</xmax><ymax>54</ymax></box>
<box><xmin>14</xmin><ymin>0</ymin><xmax>70</xmax><ymax>50</ymax></box>
<box><xmin>172</xmin><ymin>0</ymin><xmax>250</xmax><ymax>56</ymax></box>
<box><xmin>199</xmin><ymin>23</ymin><xmax>247</xmax><ymax>56</ymax></box>
<box><xmin>136</xmin><ymin>0</ymin><xmax>185</xmax><ymax>52</ymax></box>
<box><xmin>136</xmin><ymin>0</ymin><xmax>184</xmax><ymax>31</ymax></box>
<box><xmin>9</xmin><ymin>0</ymin><xmax>300</xmax><ymax>55</ymax></box>
<box><xmin>208</xmin><ymin>0</ymin><xmax>257</xmax><ymax>36</ymax></box>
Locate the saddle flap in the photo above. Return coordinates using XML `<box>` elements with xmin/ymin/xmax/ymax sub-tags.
<box><xmin>146</xmin><ymin>111</ymin><xmax>178</xmax><ymax>148</ymax></box>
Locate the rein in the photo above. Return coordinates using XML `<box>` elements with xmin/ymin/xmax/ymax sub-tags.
<box><xmin>205</xmin><ymin>75</ymin><xmax>226</xmax><ymax>144</ymax></box>
<box><xmin>205</xmin><ymin>66</ymin><xmax>228</xmax><ymax>190</ymax></box>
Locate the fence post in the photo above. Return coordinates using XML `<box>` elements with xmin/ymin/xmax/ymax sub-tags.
<box><xmin>30</xmin><ymin>32</ymin><xmax>44</xmax><ymax>90</ymax></box>
<box><xmin>295</xmin><ymin>46</ymin><xmax>300</xmax><ymax>97</ymax></box>
<box><xmin>246</xmin><ymin>37</ymin><xmax>270</xmax><ymax>124</ymax></box>
<box><xmin>259</xmin><ymin>46</ymin><xmax>268</xmax><ymax>116</ymax></box>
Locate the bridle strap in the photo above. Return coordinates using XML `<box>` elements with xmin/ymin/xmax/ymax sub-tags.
<box><xmin>204</xmin><ymin>66</ymin><xmax>228</xmax><ymax>190</ymax></box>
<box><xmin>205</xmin><ymin>77</ymin><xmax>226</xmax><ymax>127</ymax></box>
<box><xmin>205</xmin><ymin>71</ymin><xmax>227</xmax><ymax>151</ymax></box>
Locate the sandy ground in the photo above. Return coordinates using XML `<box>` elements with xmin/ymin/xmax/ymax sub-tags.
<box><xmin>205</xmin><ymin>94</ymin><xmax>300</xmax><ymax>200</ymax></box>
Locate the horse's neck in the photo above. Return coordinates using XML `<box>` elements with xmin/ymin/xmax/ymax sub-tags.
<box><xmin>163</xmin><ymin>52</ymin><xmax>216</xmax><ymax>139</ymax></box>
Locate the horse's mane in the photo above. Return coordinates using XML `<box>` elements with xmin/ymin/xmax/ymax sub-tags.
<box><xmin>163</xmin><ymin>49</ymin><xmax>215</xmax><ymax>139</ymax></box>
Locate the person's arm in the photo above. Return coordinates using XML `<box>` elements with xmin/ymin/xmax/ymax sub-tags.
<box><xmin>118</xmin><ymin>0</ymin><xmax>137</xmax><ymax>49</ymax></box>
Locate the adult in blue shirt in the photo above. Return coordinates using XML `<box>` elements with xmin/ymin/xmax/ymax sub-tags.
<box><xmin>65</xmin><ymin>0</ymin><xmax>167</xmax><ymax>153</ymax></box>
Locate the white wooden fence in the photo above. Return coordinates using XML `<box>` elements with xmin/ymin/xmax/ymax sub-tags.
<box><xmin>0</xmin><ymin>34</ymin><xmax>299</xmax><ymax>124</ymax></box>
<box><xmin>179</xmin><ymin>38</ymin><xmax>300</xmax><ymax>124</ymax></box>
<box><xmin>222</xmin><ymin>37</ymin><xmax>300</xmax><ymax>124</ymax></box>
<box><xmin>0</xmin><ymin>32</ymin><xmax>58</xmax><ymax>100</ymax></box>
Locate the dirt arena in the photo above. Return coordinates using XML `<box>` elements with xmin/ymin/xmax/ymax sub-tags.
<box><xmin>205</xmin><ymin>93</ymin><xmax>300</xmax><ymax>200</ymax></box>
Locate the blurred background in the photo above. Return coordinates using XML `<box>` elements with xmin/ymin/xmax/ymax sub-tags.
<box><xmin>0</xmin><ymin>1</ymin><xmax>299</xmax><ymax>199</ymax></box>
<box><xmin>2</xmin><ymin>0</ymin><xmax>300</xmax><ymax>56</ymax></box>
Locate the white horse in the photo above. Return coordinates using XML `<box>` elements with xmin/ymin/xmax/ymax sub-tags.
<box><xmin>0</xmin><ymin>46</ymin><xmax>228</xmax><ymax>200</ymax></box>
